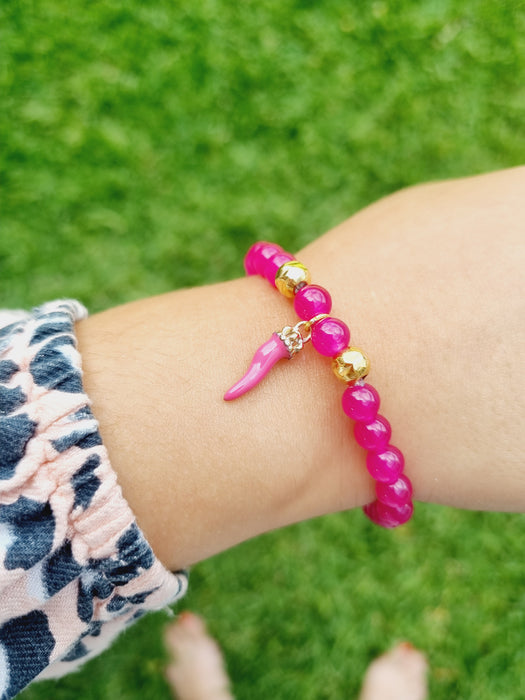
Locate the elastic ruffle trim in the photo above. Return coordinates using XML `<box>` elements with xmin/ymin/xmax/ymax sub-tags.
<box><xmin>0</xmin><ymin>300</ymin><xmax>188</xmax><ymax>700</ymax></box>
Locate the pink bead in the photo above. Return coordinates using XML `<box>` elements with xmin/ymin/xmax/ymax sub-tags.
<box><xmin>263</xmin><ymin>252</ymin><xmax>295</xmax><ymax>286</ymax></box>
<box><xmin>342</xmin><ymin>383</ymin><xmax>380</xmax><ymax>423</ymax></box>
<box><xmin>311</xmin><ymin>317</ymin><xmax>350</xmax><ymax>357</ymax></box>
<box><xmin>244</xmin><ymin>242</ymin><xmax>271</xmax><ymax>275</ymax></box>
<box><xmin>247</xmin><ymin>242</ymin><xmax>284</xmax><ymax>277</ymax></box>
<box><xmin>376</xmin><ymin>473</ymin><xmax>413</xmax><ymax>507</ymax></box>
<box><xmin>364</xmin><ymin>499</ymin><xmax>413</xmax><ymax>528</ymax></box>
<box><xmin>293</xmin><ymin>285</ymin><xmax>332</xmax><ymax>320</ymax></box>
<box><xmin>366</xmin><ymin>445</ymin><xmax>404</xmax><ymax>484</ymax></box>
<box><xmin>354</xmin><ymin>415</ymin><xmax>391</xmax><ymax>451</ymax></box>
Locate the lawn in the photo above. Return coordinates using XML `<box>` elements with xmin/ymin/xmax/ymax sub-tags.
<box><xmin>2</xmin><ymin>0</ymin><xmax>525</xmax><ymax>697</ymax></box>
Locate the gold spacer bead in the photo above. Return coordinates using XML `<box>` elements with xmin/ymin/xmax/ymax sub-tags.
<box><xmin>275</xmin><ymin>261</ymin><xmax>311</xmax><ymax>298</ymax></box>
<box><xmin>332</xmin><ymin>347</ymin><xmax>370</xmax><ymax>383</ymax></box>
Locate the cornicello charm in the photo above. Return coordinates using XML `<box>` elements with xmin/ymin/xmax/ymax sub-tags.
<box><xmin>223</xmin><ymin>317</ymin><xmax>327</xmax><ymax>401</ymax></box>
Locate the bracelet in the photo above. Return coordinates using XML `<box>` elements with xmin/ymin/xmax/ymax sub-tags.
<box><xmin>224</xmin><ymin>241</ymin><xmax>414</xmax><ymax>528</ymax></box>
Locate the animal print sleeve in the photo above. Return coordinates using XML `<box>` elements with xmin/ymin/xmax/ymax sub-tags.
<box><xmin>0</xmin><ymin>300</ymin><xmax>188</xmax><ymax>699</ymax></box>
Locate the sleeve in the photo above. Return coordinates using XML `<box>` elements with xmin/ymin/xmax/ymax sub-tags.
<box><xmin>0</xmin><ymin>300</ymin><xmax>188</xmax><ymax>700</ymax></box>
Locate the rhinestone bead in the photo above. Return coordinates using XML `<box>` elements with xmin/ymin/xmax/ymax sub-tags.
<box><xmin>332</xmin><ymin>347</ymin><xmax>370</xmax><ymax>383</ymax></box>
<box><xmin>275</xmin><ymin>261</ymin><xmax>311</xmax><ymax>298</ymax></box>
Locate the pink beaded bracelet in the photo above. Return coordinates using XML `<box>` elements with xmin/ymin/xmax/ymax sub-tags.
<box><xmin>224</xmin><ymin>241</ymin><xmax>414</xmax><ymax>528</ymax></box>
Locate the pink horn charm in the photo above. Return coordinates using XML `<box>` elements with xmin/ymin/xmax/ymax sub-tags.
<box><xmin>224</xmin><ymin>333</ymin><xmax>292</xmax><ymax>401</ymax></box>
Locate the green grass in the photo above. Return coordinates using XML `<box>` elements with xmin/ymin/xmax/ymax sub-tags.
<box><xmin>2</xmin><ymin>0</ymin><xmax>525</xmax><ymax>697</ymax></box>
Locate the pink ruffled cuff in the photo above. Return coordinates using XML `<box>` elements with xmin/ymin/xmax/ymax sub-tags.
<box><xmin>0</xmin><ymin>300</ymin><xmax>188</xmax><ymax>699</ymax></box>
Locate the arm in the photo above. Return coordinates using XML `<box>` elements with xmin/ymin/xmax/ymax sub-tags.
<box><xmin>76</xmin><ymin>166</ymin><xmax>525</xmax><ymax>571</ymax></box>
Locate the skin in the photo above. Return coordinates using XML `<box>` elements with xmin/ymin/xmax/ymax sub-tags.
<box><xmin>76</xmin><ymin>167</ymin><xmax>525</xmax><ymax>571</ymax></box>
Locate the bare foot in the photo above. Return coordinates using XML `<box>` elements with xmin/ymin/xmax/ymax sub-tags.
<box><xmin>164</xmin><ymin>612</ymin><xmax>234</xmax><ymax>700</ymax></box>
<box><xmin>358</xmin><ymin>642</ymin><xmax>428</xmax><ymax>700</ymax></box>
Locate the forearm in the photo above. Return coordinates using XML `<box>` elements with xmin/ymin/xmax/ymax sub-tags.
<box><xmin>76</xmin><ymin>167</ymin><xmax>525</xmax><ymax>570</ymax></box>
<box><xmin>75</xmin><ymin>277</ymin><xmax>368</xmax><ymax>571</ymax></box>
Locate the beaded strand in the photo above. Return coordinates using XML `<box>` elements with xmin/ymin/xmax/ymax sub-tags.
<box><xmin>242</xmin><ymin>241</ymin><xmax>414</xmax><ymax>528</ymax></box>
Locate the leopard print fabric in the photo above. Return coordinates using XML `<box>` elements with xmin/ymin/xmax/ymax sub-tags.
<box><xmin>0</xmin><ymin>300</ymin><xmax>188</xmax><ymax>699</ymax></box>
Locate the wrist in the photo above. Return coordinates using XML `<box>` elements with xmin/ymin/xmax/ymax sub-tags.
<box><xmin>76</xmin><ymin>280</ymin><xmax>372</xmax><ymax>570</ymax></box>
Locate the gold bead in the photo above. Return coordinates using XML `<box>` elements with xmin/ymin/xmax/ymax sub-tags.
<box><xmin>275</xmin><ymin>261</ymin><xmax>311</xmax><ymax>298</ymax></box>
<box><xmin>332</xmin><ymin>347</ymin><xmax>370</xmax><ymax>383</ymax></box>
